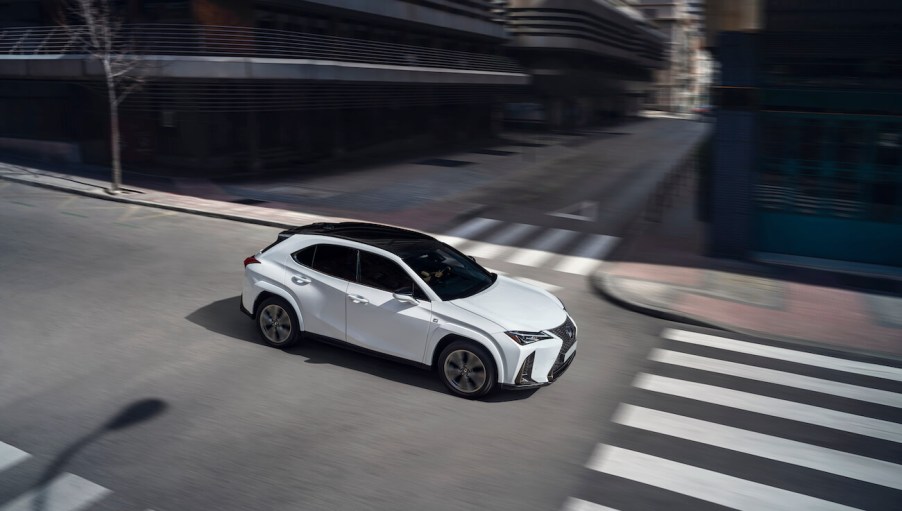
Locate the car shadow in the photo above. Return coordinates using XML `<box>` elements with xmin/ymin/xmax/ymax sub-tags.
<box><xmin>187</xmin><ymin>297</ymin><xmax>540</xmax><ymax>402</ymax></box>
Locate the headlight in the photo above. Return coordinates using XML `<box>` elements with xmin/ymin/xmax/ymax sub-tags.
<box><xmin>505</xmin><ymin>331</ymin><xmax>553</xmax><ymax>345</ymax></box>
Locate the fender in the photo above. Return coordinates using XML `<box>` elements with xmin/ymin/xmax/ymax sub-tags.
<box><xmin>255</xmin><ymin>280</ymin><xmax>306</xmax><ymax>332</ymax></box>
<box><xmin>427</xmin><ymin>322</ymin><xmax>506</xmax><ymax>384</ymax></box>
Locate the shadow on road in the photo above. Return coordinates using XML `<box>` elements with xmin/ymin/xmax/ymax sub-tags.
<box><xmin>187</xmin><ymin>297</ymin><xmax>539</xmax><ymax>402</ymax></box>
<box><xmin>21</xmin><ymin>398</ymin><xmax>167</xmax><ymax>511</ymax></box>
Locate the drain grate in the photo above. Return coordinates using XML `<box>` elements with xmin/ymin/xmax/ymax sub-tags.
<box><xmin>470</xmin><ymin>149</ymin><xmax>517</xmax><ymax>156</ymax></box>
<box><xmin>416</xmin><ymin>158</ymin><xmax>474</xmax><ymax>167</ymax></box>
<box><xmin>231</xmin><ymin>198</ymin><xmax>268</xmax><ymax>205</ymax></box>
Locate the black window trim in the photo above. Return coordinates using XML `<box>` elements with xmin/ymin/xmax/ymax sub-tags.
<box><xmin>291</xmin><ymin>242</ymin><xmax>431</xmax><ymax>301</ymax></box>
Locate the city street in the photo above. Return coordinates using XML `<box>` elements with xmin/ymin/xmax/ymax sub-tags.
<box><xmin>2</xmin><ymin>181</ymin><xmax>900</xmax><ymax>511</ymax></box>
<box><xmin>0</xmin><ymin>182</ymin><xmax>660</xmax><ymax>511</ymax></box>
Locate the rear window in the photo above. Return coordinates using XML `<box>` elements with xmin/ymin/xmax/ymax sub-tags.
<box><xmin>292</xmin><ymin>245</ymin><xmax>316</xmax><ymax>267</ymax></box>
<box><xmin>310</xmin><ymin>244</ymin><xmax>357</xmax><ymax>281</ymax></box>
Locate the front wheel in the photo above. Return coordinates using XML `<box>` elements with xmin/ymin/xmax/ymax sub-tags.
<box><xmin>256</xmin><ymin>297</ymin><xmax>301</xmax><ymax>348</ymax></box>
<box><xmin>438</xmin><ymin>341</ymin><xmax>497</xmax><ymax>399</ymax></box>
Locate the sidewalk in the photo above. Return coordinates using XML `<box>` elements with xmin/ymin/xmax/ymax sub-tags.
<box><xmin>2</xmin><ymin>118</ymin><xmax>899</xmax><ymax>358</ymax></box>
<box><xmin>592</xmin><ymin>173</ymin><xmax>902</xmax><ymax>359</ymax></box>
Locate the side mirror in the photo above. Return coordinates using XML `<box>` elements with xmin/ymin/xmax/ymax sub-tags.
<box><xmin>393</xmin><ymin>293</ymin><xmax>419</xmax><ymax>305</ymax></box>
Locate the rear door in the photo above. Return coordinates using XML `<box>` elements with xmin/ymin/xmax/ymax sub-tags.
<box><xmin>285</xmin><ymin>243</ymin><xmax>356</xmax><ymax>341</ymax></box>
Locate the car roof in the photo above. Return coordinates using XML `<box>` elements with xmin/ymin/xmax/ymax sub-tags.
<box><xmin>283</xmin><ymin>222</ymin><xmax>444</xmax><ymax>258</ymax></box>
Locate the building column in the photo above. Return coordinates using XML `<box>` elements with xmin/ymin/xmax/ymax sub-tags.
<box><xmin>707</xmin><ymin>31</ymin><xmax>758</xmax><ymax>259</ymax></box>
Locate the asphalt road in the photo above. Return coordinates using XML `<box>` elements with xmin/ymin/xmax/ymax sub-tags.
<box><xmin>2</xmin><ymin>182</ymin><xmax>899</xmax><ymax>511</ymax></box>
<box><xmin>0</xmin><ymin>182</ymin><xmax>662</xmax><ymax>511</ymax></box>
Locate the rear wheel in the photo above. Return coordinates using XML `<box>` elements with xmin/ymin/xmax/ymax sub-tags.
<box><xmin>438</xmin><ymin>341</ymin><xmax>497</xmax><ymax>399</ymax></box>
<box><xmin>257</xmin><ymin>297</ymin><xmax>300</xmax><ymax>348</ymax></box>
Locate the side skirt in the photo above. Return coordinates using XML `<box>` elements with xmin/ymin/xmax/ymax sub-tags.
<box><xmin>303</xmin><ymin>332</ymin><xmax>432</xmax><ymax>371</ymax></box>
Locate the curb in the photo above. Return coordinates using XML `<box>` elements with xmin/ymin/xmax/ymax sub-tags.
<box><xmin>590</xmin><ymin>269</ymin><xmax>722</xmax><ymax>331</ymax></box>
<box><xmin>590</xmin><ymin>267</ymin><xmax>902</xmax><ymax>364</ymax></box>
<box><xmin>2</xmin><ymin>172</ymin><xmax>307</xmax><ymax>230</ymax></box>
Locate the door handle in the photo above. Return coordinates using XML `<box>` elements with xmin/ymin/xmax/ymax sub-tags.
<box><xmin>291</xmin><ymin>275</ymin><xmax>311</xmax><ymax>285</ymax></box>
<box><xmin>348</xmin><ymin>294</ymin><xmax>369</xmax><ymax>304</ymax></box>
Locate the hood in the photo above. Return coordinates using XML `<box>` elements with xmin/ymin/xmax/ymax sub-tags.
<box><xmin>451</xmin><ymin>275</ymin><xmax>567</xmax><ymax>332</ymax></box>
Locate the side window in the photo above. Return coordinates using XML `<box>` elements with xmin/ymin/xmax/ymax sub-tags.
<box><xmin>292</xmin><ymin>245</ymin><xmax>316</xmax><ymax>267</ymax></box>
<box><xmin>359</xmin><ymin>251</ymin><xmax>428</xmax><ymax>300</ymax></box>
<box><xmin>310</xmin><ymin>244</ymin><xmax>357</xmax><ymax>281</ymax></box>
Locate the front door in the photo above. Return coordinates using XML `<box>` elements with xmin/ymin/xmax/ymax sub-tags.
<box><xmin>345</xmin><ymin>251</ymin><xmax>433</xmax><ymax>363</ymax></box>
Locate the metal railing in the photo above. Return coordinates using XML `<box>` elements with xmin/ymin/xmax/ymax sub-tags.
<box><xmin>0</xmin><ymin>24</ymin><xmax>524</xmax><ymax>74</ymax></box>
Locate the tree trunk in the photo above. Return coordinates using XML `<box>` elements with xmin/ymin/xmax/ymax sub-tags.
<box><xmin>104</xmin><ymin>60</ymin><xmax>122</xmax><ymax>194</ymax></box>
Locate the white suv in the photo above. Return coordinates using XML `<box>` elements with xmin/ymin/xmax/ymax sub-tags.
<box><xmin>241</xmin><ymin>222</ymin><xmax>577</xmax><ymax>399</ymax></box>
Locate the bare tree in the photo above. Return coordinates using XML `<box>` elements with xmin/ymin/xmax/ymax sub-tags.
<box><xmin>61</xmin><ymin>0</ymin><xmax>145</xmax><ymax>194</ymax></box>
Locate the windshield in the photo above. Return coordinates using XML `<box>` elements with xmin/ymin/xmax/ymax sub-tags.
<box><xmin>403</xmin><ymin>243</ymin><xmax>496</xmax><ymax>301</ymax></box>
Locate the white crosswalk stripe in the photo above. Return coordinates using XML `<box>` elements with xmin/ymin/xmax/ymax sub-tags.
<box><xmin>0</xmin><ymin>440</ymin><xmax>153</xmax><ymax>511</ymax></box>
<box><xmin>560</xmin><ymin>329</ymin><xmax>902</xmax><ymax>511</ymax></box>
<box><xmin>650</xmin><ymin>348</ymin><xmax>902</xmax><ymax>407</ymax></box>
<box><xmin>634</xmin><ymin>373</ymin><xmax>902</xmax><ymax>442</ymax></box>
<box><xmin>662</xmin><ymin>328</ymin><xmax>902</xmax><ymax>381</ymax></box>
<box><xmin>0</xmin><ymin>473</ymin><xmax>111</xmax><ymax>511</ymax></box>
<box><xmin>435</xmin><ymin>218</ymin><xmax>619</xmax><ymax>275</ymax></box>
<box><xmin>612</xmin><ymin>404</ymin><xmax>902</xmax><ymax>490</ymax></box>
<box><xmin>0</xmin><ymin>442</ymin><xmax>29</xmax><ymax>474</ymax></box>
<box><xmin>560</xmin><ymin>497</ymin><xmax>621</xmax><ymax>511</ymax></box>
<box><xmin>587</xmin><ymin>445</ymin><xmax>862</xmax><ymax>511</ymax></box>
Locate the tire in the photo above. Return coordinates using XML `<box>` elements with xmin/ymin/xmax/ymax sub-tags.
<box><xmin>438</xmin><ymin>341</ymin><xmax>497</xmax><ymax>399</ymax></box>
<box><xmin>256</xmin><ymin>296</ymin><xmax>301</xmax><ymax>349</ymax></box>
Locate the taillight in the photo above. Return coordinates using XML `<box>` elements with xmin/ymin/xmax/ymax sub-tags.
<box><xmin>243</xmin><ymin>256</ymin><xmax>260</xmax><ymax>267</ymax></box>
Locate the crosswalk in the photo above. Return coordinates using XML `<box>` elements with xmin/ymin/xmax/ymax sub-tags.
<box><xmin>0</xmin><ymin>441</ymin><xmax>148</xmax><ymax>511</ymax></box>
<box><xmin>434</xmin><ymin>217</ymin><xmax>619</xmax><ymax>275</ymax></box>
<box><xmin>561</xmin><ymin>328</ymin><xmax>902</xmax><ymax>511</ymax></box>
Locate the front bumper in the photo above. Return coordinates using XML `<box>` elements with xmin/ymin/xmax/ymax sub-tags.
<box><xmin>500</xmin><ymin>315</ymin><xmax>578</xmax><ymax>387</ymax></box>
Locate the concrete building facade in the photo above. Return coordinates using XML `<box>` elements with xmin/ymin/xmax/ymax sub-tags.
<box><xmin>0</xmin><ymin>0</ymin><xmax>666</xmax><ymax>173</ymax></box>
<box><xmin>496</xmin><ymin>0</ymin><xmax>666</xmax><ymax>130</ymax></box>
<box><xmin>0</xmin><ymin>0</ymin><xmax>528</xmax><ymax>173</ymax></box>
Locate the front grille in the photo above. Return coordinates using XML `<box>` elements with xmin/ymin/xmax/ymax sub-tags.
<box><xmin>548</xmin><ymin>316</ymin><xmax>576</xmax><ymax>379</ymax></box>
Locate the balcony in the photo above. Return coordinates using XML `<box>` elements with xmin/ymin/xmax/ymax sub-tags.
<box><xmin>0</xmin><ymin>24</ymin><xmax>528</xmax><ymax>85</ymax></box>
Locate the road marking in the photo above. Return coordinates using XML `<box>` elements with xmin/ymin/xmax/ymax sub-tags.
<box><xmin>508</xmin><ymin>229</ymin><xmax>579</xmax><ymax>267</ymax></box>
<box><xmin>0</xmin><ymin>472</ymin><xmax>111</xmax><ymax>511</ymax></box>
<box><xmin>491</xmin><ymin>223</ymin><xmax>541</xmax><ymax>246</ymax></box>
<box><xmin>634</xmin><ymin>373</ymin><xmax>902</xmax><ymax>443</ymax></box>
<box><xmin>663</xmin><ymin>329</ymin><xmax>902</xmax><ymax>382</ymax></box>
<box><xmin>586</xmin><ymin>445</ymin><xmax>862</xmax><ymax>511</ymax></box>
<box><xmin>560</xmin><ymin>497</ymin><xmax>621</xmax><ymax>511</ymax></box>
<box><xmin>553</xmin><ymin>234</ymin><xmax>619</xmax><ymax>274</ymax></box>
<box><xmin>650</xmin><ymin>349</ymin><xmax>902</xmax><ymax>407</ymax></box>
<box><xmin>549</xmin><ymin>200</ymin><xmax>598</xmax><ymax>221</ymax></box>
<box><xmin>614</xmin><ymin>404</ymin><xmax>902</xmax><ymax>490</ymax></box>
<box><xmin>443</xmin><ymin>217</ymin><xmax>500</xmax><ymax>238</ymax></box>
<box><xmin>0</xmin><ymin>442</ymin><xmax>30</xmax><ymax>473</ymax></box>
<box><xmin>436</xmin><ymin>236</ymin><xmax>514</xmax><ymax>261</ymax></box>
